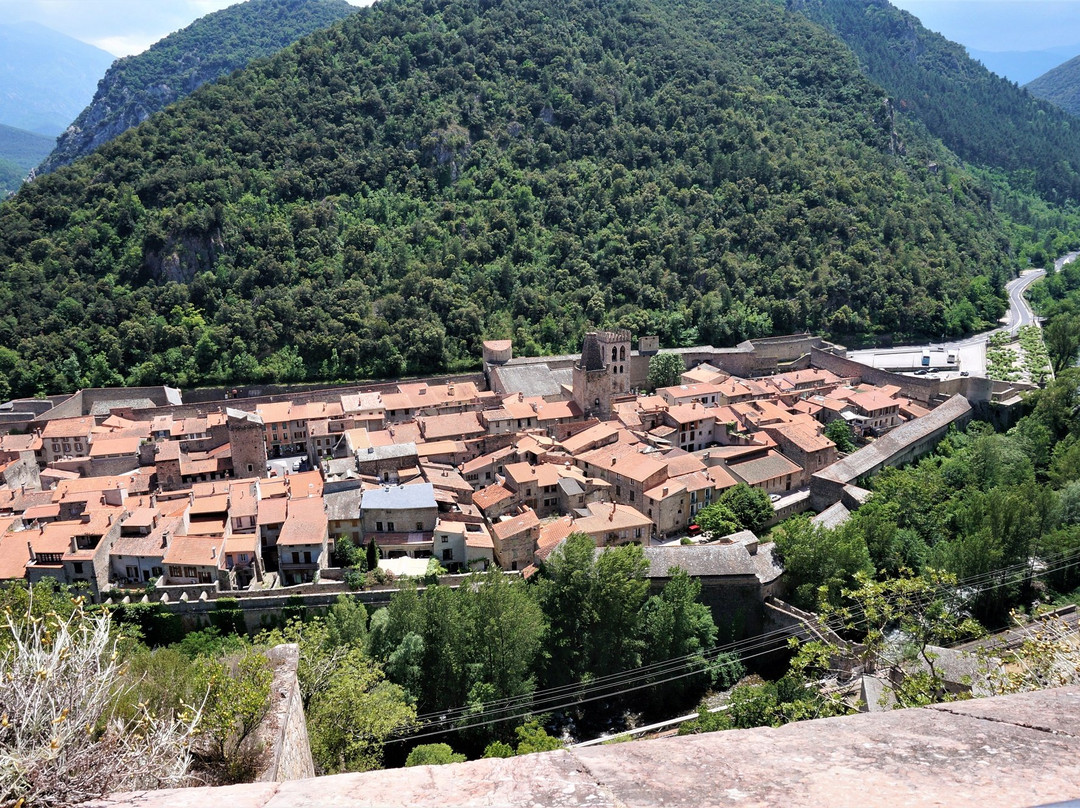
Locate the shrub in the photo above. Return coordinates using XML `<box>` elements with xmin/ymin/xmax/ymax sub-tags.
<box><xmin>0</xmin><ymin>599</ymin><xmax>199</xmax><ymax>806</ymax></box>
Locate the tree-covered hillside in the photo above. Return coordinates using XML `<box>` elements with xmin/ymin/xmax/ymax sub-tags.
<box><xmin>790</xmin><ymin>0</ymin><xmax>1080</xmax><ymax>206</ymax></box>
<box><xmin>0</xmin><ymin>125</ymin><xmax>53</xmax><ymax>198</ymax></box>
<box><xmin>0</xmin><ymin>0</ymin><xmax>1013</xmax><ymax>397</ymax></box>
<box><xmin>1027</xmin><ymin>54</ymin><xmax>1080</xmax><ymax>120</ymax></box>
<box><xmin>37</xmin><ymin>0</ymin><xmax>359</xmax><ymax>174</ymax></box>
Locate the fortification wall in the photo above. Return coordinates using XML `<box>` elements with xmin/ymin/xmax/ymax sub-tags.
<box><xmin>256</xmin><ymin>644</ymin><xmax>315</xmax><ymax>783</ymax></box>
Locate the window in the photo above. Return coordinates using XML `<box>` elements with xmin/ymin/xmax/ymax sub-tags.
<box><xmin>387</xmin><ymin>522</ymin><xmax>395</xmax><ymax>532</ymax></box>
<box><xmin>291</xmin><ymin>552</ymin><xmax>300</xmax><ymax>564</ymax></box>
<box><xmin>442</xmin><ymin>549</ymin><xmax>453</xmax><ymax>562</ymax></box>
<box><xmin>416</xmin><ymin>522</ymin><xmax>423</xmax><ymax>531</ymax></box>
<box><xmin>441</xmin><ymin>534</ymin><xmax>448</xmax><ymax>543</ymax></box>
<box><xmin>169</xmin><ymin>566</ymin><xmax>183</xmax><ymax>578</ymax></box>
<box><xmin>304</xmin><ymin>551</ymin><xmax>312</xmax><ymax>564</ymax></box>
<box><xmin>74</xmin><ymin>562</ymin><xmax>85</xmax><ymax>574</ymax></box>
<box><xmin>183</xmin><ymin>566</ymin><xmax>196</xmax><ymax>578</ymax></box>
<box><xmin>247</xmin><ymin>464</ymin><xmax>254</xmax><ymax>473</ymax></box>
<box><xmin>239</xmin><ymin>553</ymin><xmax>248</xmax><ymax>563</ymax></box>
<box><xmin>376</xmin><ymin>521</ymin><xmax>383</xmax><ymax>532</ymax></box>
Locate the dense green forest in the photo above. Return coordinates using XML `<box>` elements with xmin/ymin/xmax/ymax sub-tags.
<box><xmin>791</xmin><ymin>0</ymin><xmax>1080</xmax><ymax>206</ymax></box>
<box><xmin>1027</xmin><ymin>53</ymin><xmax>1080</xmax><ymax>120</ymax></box>
<box><xmin>0</xmin><ymin>0</ymin><xmax>1018</xmax><ymax>397</ymax></box>
<box><xmin>0</xmin><ymin>124</ymin><xmax>53</xmax><ymax>197</ymax></box>
<box><xmin>38</xmin><ymin>0</ymin><xmax>359</xmax><ymax>175</ymax></box>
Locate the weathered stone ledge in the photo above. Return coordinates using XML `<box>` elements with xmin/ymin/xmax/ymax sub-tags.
<box><xmin>88</xmin><ymin>686</ymin><xmax>1080</xmax><ymax>808</ymax></box>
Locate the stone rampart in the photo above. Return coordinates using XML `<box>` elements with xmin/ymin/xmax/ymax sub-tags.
<box><xmin>89</xmin><ymin>685</ymin><xmax>1080</xmax><ymax>808</ymax></box>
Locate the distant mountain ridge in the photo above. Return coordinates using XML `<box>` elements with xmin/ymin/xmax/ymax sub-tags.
<box><xmin>790</xmin><ymin>0</ymin><xmax>1080</xmax><ymax>204</ymax></box>
<box><xmin>968</xmin><ymin>45</ymin><xmax>1080</xmax><ymax>86</ymax></box>
<box><xmin>1026</xmin><ymin>54</ymin><xmax>1080</xmax><ymax>119</ymax></box>
<box><xmin>0</xmin><ymin>124</ymin><xmax>53</xmax><ymax>197</ymax></box>
<box><xmin>36</xmin><ymin>0</ymin><xmax>359</xmax><ymax>175</ymax></box>
<box><xmin>0</xmin><ymin>21</ymin><xmax>115</xmax><ymax>136</ymax></box>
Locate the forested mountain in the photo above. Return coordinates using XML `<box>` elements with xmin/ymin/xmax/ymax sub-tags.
<box><xmin>37</xmin><ymin>0</ymin><xmax>359</xmax><ymax>175</ymax></box>
<box><xmin>0</xmin><ymin>0</ymin><xmax>1015</xmax><ymax>397</ymax></box>
<box><xmin>790</xmin><ymin>0</ymin><xmax>1080</xmax><ymax>205</ymax></box>
<box><xmin>1027</xmin><ymin>54</ymin><xmax>1080</xmax><ymax>119</ymax></box>
<box><xmin>0</xmin><ymin>125</ymin><xmax>53</xmax><ymax>198</ymax></box>
<box><xmin>0</xmin><ymin>22</ymin><xmax>115</xmax><ymax>136</ymax></box>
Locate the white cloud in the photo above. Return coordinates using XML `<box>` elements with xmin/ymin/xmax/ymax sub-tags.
<box><xmin>0</xmin><ymin>0</ymin><xmax>376</xmax><ymax>56</ymax></box>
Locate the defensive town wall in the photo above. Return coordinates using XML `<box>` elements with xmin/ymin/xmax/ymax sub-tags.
<box><xmin>254</xmin><ymin>644</ymin><xmax>315</xmax><ymax>783</ymax></box>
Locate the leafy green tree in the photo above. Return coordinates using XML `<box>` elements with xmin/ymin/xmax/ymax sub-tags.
<box><xmin>482</xmin><ymin>740</ymin><xmax>515</xmax><ymax>758</ymax></box>
<box><xmin>405</xmin><ymin>743</ymin><xmax>466</xmax><ymax>767</ymax></box>
<box><xmin>191</xmin><ymin>650</ymin><xmax>273</xmax><ymax>782</ymax></box>
<box><xmin>639</xmin><ymin>569</ymin><xmax>725</xmax><ymax>705</ymax></box>
<box><xmin>773</xmin><ymin>515</ymin><xmax>872</xmax><ymax>609</ymax></box>
<box><xmin>534</xmin><ymin>534</ymin><xmax>650</xmax><ymax>687</ymax></box>
<box><xmin>307</xmin><ymin>649</ymin><xmax>416</xmax><ymax>774</ymax></box>
<box><xmin>824</xmin><ymin>419</ymin><xmax>856</xmax><ymax>453</ymax></box>
<box><xmin>693</xmin><ymin>502</ymin><xmax>740</xmax><ymax>536</ymax></box>
<box><xmin>716</xmin><ymin>484</ymin><xmax>775</xmax><ymax>533</ymax></box>
<box><xmin>806</xmin><ymin>570</ymin><xmax>985</xmax><ymax>708</ymax></box>
<box><xmin>647</xmin><ymin>352</ymin><xmax>685</xmax><ymax>391</ymax></box>
<box><xmin>513</xmin><ymin>721</ymin><xmax>563</xmax><ymax>755</ymax></box>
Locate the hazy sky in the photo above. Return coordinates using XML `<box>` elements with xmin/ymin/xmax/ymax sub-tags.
<box><xmin>0</xmin><ymin>0</ymin><xmax>373</xmax><ymax>57</ymax></box>
<box><xmin>890</xmin><ymin>1</ymin><xmax>1080</xmax><ymax>52</ymax></box>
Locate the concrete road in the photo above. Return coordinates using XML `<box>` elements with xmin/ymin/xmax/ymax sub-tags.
<box><xmin>1004</xmin><ymin>270</ymin><xmax>1044</xmax><ymax>335</ymax></box>
<box><xmin>847</xmin><ymin>251</ymin><xmax>1079</xmax><ymax>378</ymax></box>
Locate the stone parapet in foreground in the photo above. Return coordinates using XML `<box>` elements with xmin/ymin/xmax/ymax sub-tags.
<box><xmin>89</xmin><ymin>686</ymin><xmax>1080</xmax><ymax>808</ymax></box>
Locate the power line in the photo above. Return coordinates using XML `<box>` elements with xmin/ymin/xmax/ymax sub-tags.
<box><xmin>386</xmin><ymin>546</ymin><xmax>1080</xmax><ymax>742</ymax></box>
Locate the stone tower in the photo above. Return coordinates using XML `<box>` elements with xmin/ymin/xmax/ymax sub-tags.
<box><xmin>572</xmin><ymin>329</ymin><xmax>631</xmax><ymax>419</ymax></box>
<box><xmin>227</xmin><ymin>408</ymin><xmax>268</xmax><ymax>478</ymax></box>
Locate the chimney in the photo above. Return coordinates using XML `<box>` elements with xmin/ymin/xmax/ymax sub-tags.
<box><xmin>611</xmin><ymin>457</ymin><xmax>617</xmax><ymax>466</ymax></box>
<box><xmin>211</xmin><ymin>547</ymin><xmax>216</xmax><ymax>559</ymax></box>
<box><xmin>518</xmin><ymin>392</ymin><xmax>524</xmax><ymax>402</ymax></box>
<box><xmin>662</xmin><ymin>486</ymin><xmax>668</xmax><ymax>496</ymax></box>
<box><xmin>448</xmin><ymin>384</ymin><xmax>455</xmax><ymax>397</ymax></box>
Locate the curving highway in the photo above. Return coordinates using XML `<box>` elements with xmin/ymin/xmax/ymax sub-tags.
<box><xmin>847</xmin><ymin>251</ymin><xmax>1079</xmax><ymax>376</ymax></box>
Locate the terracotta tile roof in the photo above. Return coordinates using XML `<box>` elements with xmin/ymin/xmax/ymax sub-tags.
<box><xmin>418</xmin><ymin>411</ymin><xmax>484</xmax><ymax>440</ymax></box>
<box><xmin>415</xmin><ymin>440</ymin><xmax>465</xmax><ymax>459</ymax></box>
<box><xmin>163</xmin><ymin>535</ymin><xmax>225</xmax><ymax>568</ymax></box>
<box><xmin>534</xmin><ymin>400</ymin><xmax>581</xmax><ymax>422</ymax></box>
<box><xmin>491</xmin><ymin>509</ymin><xmax>540</xmax><ymax>540</ymax></box>
<box><xmin>537</xmin><ymin>516</ymin><xmax>576</xmax><ymax>559</ymax></box>
<box><xmin>0</xmin><ymin>520</ymin><xmax>28</xmax><ymax>579</ymax></box>
<box><xmin>256</xmin><ymin>402</ymin><xmax>293</xmax><ymax>424</ymax></box>
<box><xmin>472</xmin><ymin>483</ymin><xmax>513</xmax><ymax>511</ymax></box>
<box><xmin>258</xmin><ymin>497</ymin><xmax>289</xmax><ymax>526</ymax></box>
<box><xmin>460</xmin><ymin>446</ymin><xmax>516</xmax><ymax>475</ymax></box>
<box><xmin>88</xmin><ymin>436</ymin><xmax>142</xmax><ymax>458</ymax></box>
<box><xmin>190</xmin><ymin>494</ymin><xmax>230</xmax><ymax>515</ymax></box>
<box><xmin>112</xmin><ymin>515</ymin><xmax>180</xmax><ymax>558</ymax></box>
<box><xmin>287</xmin><ymin>471</ymin><xmax>324</xmax><ymax>497</ymax></box>
<box><xmin>41</xmin><ymin>416</ymin><xmax>95</xmax><ymax>439</ymax></box>
<box><xmin>0</xmin><ymin>434</ymin><xmax>41</xmax><ymax>453</ymax></box>
<box><xmin>224</xmin><ymin>534</ymin><xmax>258</xmax><ymax>556</ymax></box>
<box><xmin>728</xmin><ymin>450</ymin><xmax>803</xmax><ymax>485</ymax></box>
<box><xmin>578</xmin><ymin>443</ymin><xmax>667</xmax><ymax>485</ymax></box>
<box><xmin>559</xmin><ymin>423</ymin><xmax>620</xmax><ymax>455</ymax></box>
<box><xmin>277</xmin><ymin>496</ymin><xmax>328</xmax><ymax>547</ymax></box>
<box><xmin>663</xmin><ymin>450</ymin><xmax>707</xmax><ymax>477</ymax></box>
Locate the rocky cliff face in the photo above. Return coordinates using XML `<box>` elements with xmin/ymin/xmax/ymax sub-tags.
<box><xmin>35</xmin><ymin>0</ymin><xmax>357</xmax><ymax>175</ymax></box>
